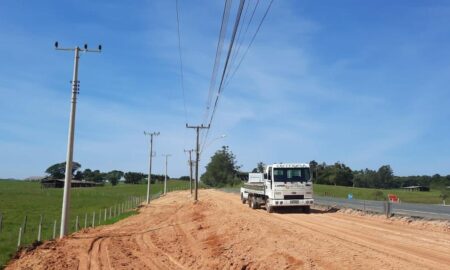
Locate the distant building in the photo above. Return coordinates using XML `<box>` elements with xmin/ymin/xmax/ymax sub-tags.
<box><xmin>41</xmin><ymin>178</ymin><xmax>103</xmax><ymax>188</ymax></box>
<box><xmin>401</xmin><ymin>186</ymin><xmax>429</xmax><ymax>192</ymax></box>
<box><xmin>24</xmin><ymin>176</ymin><xmax>46</xmax><ymax>181</ymax></box>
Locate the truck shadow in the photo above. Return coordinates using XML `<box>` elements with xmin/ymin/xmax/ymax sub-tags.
<box><xmin>271</xmin><ymin>206</ymin><xmax>339</xmax><ymax>215</ymax></box>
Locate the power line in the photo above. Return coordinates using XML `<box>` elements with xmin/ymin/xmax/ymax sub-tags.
<box><xmin>224</xmin><ymin>0</ymin><xmax>260</xmax><ymax>86</ymax></box>
<box><xmin>202</xmin><ymin>0</ymin><xmax>246</xmax><ymax>148</ymax></box>
<box><xmin>224</xmin><ymin>0</ymin><xmax>252</xmax><ymax>84</ymax></box>
<box><xmin>175</xmin><ymin>0</ymin><xmax>188</xmax><ymax>124</ymax></box>
<box><xmin>224</xmin><ymin>0</ymin><xmax>274</xmax><ymax>89</ymax></box>
<box><xmin>202</xmin><ymin>0</ymin><xmax>232</xmax><ymax>125</ymax></box>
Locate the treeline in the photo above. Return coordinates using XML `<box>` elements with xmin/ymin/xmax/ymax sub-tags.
<box><xmin>310</xmin><ymin>161</ymin><xmax>450</xmax><ymax>189</ymax></box>
<box><xmin>45</xmin><ymin>162</ymin><xmax>168</xmax><ymax>186</ymax></box>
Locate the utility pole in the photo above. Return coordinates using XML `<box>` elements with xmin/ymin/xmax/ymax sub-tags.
<box><xmin>184</xmin><ymin>149</ymin><xmax>194</xmax><ymax>194</ymax></box>
<box><xmin>162</xmin><ymin>154</ymin><xmax>171</xmax><ymax>195</ymax></box>
<box><xmin>55</xmin><ymin>42</ymin><xmax>101</xmax><ymax>238</ymax></box>
<box><xmin>186</xmin><ymin>124</ymin><xmax>210</xmax><ymax>201</ymax></box>
<box><xmin>144</xmin><ymin>131</ymin><xmax>160</xmax><ymax>204</ymax></box>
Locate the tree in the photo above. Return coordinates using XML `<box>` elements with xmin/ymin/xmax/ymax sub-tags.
<box><xmin>124</xmin><ymin>172</ymin><xmax>145</xmax><ymax>184</ymax></box>
<box><xmin>179</xmin><ymin>176</ymin><xmax>190</xmax><ymax>181</ymax></box>
<box><xmin>106</xmin><ymin>170</ymin><xmax>124</xmax><ymax>186</ymax></box>
<box><xmin>376</xmin><ymin>165</ymin><xmax>394</xmax><ymax>189</ymax></box>
<box><xmin>45</xmin><ymin>162</ymin><xmax>81</xmax><ymax>179</ymax></box>
<box><xmin>440</xmin><ymin>190</ymin><xmax>450</xmax><ymax>204</ymax></box>
<box><xmin>201</xmin><ymin>146</ymin><xmax>241</xmax><ymax>187</ymax></box>
<box><xmin>83</xmin><ymin>169</ymin><xmax>105</xmax><ymax>183</ymax></box>
<box><xmin>309</xmin><ymin>160</ymin><xmax>318</xmax><ymax>180</ymax></box>
<box><xmin>334</xmin><ymin>163</ymin><xmax>354</xmax><ymax>186</ymax></box>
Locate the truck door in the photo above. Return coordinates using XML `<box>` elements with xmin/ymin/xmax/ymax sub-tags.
<box><xmin>266</xmin><ymin>167</ymin><xmax>273</xmax><ymax>194</ymax></box>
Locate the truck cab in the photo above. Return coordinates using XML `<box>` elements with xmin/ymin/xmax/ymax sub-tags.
<box><xmin>241</xmin><ymin>163</ymin><xmax>314</xmax><ymax>213</ymax></box>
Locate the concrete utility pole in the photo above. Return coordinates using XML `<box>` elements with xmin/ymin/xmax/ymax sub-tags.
<box><xmin>144</xmin><ymin>131</ymin><xmax>160</xmax><ymax>204</ymax></box>
<box><xmin>186</xmin><ymin>124</ymin><xmax>210</xmax><ymax>201</ymax></box>
<box><xmin>184</xmin><ymin>149</ymin><xmax>194</xmax><ymax>194</ymax></box>
<box><xmin>55</xmin><ymin>42</ymin><xmax>101</xmax><ymax>238</ymax></box>
<box><xmin>162</xmin><ymin>154</ymin><xmax>171</xmax><ymax>195</ymax></box>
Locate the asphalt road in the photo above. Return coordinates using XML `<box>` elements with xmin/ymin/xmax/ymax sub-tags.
<box><xmin>220</xmin><ymin>187</ymin><xmax>450</xmax><ymax>220</ymax></box>
<box><xmin>314</xmin><ymin>196</ymin><xmax>450</xmax><ymax>220</ymax></box>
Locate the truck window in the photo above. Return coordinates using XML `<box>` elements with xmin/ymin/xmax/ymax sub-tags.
<box><xmin>273</xmin><ymin>168</ymin><xmax>311</xmax><ymax>182</ymax></box>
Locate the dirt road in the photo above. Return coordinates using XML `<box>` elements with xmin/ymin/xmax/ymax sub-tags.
<box><xmin>7</xmin><ymin>190</ymin><xmax>450</xmax><ymax>270</ymax></box>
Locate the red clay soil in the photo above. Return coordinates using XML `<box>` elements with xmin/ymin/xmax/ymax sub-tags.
<box><xmin>6</xmin><ymin>190</ymin><xmax>450</xmax><ymax>270</ymax></box>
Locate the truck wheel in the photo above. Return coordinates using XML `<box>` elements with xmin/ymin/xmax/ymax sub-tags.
<box><xmin>303</xmin><ymin>206</ymin><xmax>311</xmax><ymax>214</ymax></box>
<box><xmin>240</xmin><ymin>193</ymin><xmax>246</xmax><ymax>204</ymax></box>
<box><xmin>248</xmin><ymin>196</ymin><xmax>252</xmax><ymax>208</ymax></box>
<box><xmin>250</xmin><ymin>197</ymin><xmax>259</xmax><ymax>209</ymax></box>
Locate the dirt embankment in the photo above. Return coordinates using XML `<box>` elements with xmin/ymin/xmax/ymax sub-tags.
<box><xmin>7</xmin><ymin>190</ymin><xmax>450</xmax><ymax>270</ymax></box>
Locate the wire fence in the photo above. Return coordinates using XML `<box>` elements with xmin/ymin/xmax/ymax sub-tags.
<box><xmin>0</xmin><ymin>181</ymin><xmax>196</xmax><ymax>268</ymax></box>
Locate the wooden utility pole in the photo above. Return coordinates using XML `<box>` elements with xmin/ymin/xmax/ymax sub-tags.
<box><xmin>186</xmin><ymin>124</ymin><xmax>209</xmax><ymax>201</ymax></box>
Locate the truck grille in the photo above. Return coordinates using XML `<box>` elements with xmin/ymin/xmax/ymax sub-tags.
<box><xmin>284</xmin><ymin>195</ymin><xmax>304</xmax><ymax>200</ymax></box>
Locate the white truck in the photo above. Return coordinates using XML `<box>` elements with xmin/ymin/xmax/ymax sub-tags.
<box><xmin>240</xmin><ymin>163</ymin><xmax>313</xmax><ymax>213</ymax></box>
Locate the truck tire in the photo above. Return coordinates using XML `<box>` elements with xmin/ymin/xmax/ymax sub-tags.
<box><xmin>240</xmin><ymin>193</ymin><xmax>246</xmax><ymax>204</ymax></box>
<box><xmin>303</xmin><ymin>206</ymin><xmax>311</xmax><ymax>214</ymax></box>
<box><xmin>248</xmin><ymin>195</ymin><xmax>252</xmax><ymax>208</ymax></box>
<box><xmin>250</xmin><ymin>196</ymin><xmax>259</xmax><ymax>209</ymax></box>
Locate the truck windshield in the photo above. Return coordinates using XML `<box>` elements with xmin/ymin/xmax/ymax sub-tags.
<box><xmin>273</xmin><ymin>168</ymin><xmax>311</xmax><ymax>182</ymax></box>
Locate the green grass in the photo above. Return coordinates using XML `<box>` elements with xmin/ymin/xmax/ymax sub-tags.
<box><xmin>313</xmin><ymin>184</ymin><xmax>444</xmax><ymax>204</ymax></box>
<box><xmin>219</xmin><ymin>182</ymin><xmax>444</xmax><ymax>204</ymax></box>
<box><xmin>0</xmin><ymin>179</ymin><xmax>190</xmax><ymax>268</ymax></box>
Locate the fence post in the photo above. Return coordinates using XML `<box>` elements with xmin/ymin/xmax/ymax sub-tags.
<box><xmin>384</xmin><ymin>200</ymin><xmax>391</xmax><ymax>218</ymax></box>
<box><xmin>104</xmin><ymin>208</ymin><xmax>107</xmax><ymax>221</ymax></box>
<box><xmin>37</xmin><ymin>214</ymin><xmax>43</xmax><ymax>242</ymax></box>
<box><xmin>0</xmin><ymin>212</ymin><xmax>3</xmax><ymax>233</ymax></box>
<box><xmin>109</xmin><ymin>207</ymin><xmax>112</xmax><ymax>219</ymax></box>
<box><xmin>17</xmin><ymin>227</ymin><xmax>23</xmax><ymax>250</ymax></box>
<box><xmin>98</xmin><ymin>210</ymin><xmax>101</xmax><ymax>225</ymax></box>
<box><xmin>53</xmin><ymin>220</ymin><xmax>57</xmax><ymax>239</ymax></box>
<box><xmin>75</xmin><ymin>216</ymin><xmax>79</xmax><ymax>231</ymax></box>
<box><xmin>92</xmin><ymin>212</ymin><xmax>96</xmax><ymax>228</ymax></box>
<box><xmin>84</xmin><ymin>213</ymin><xmax>88</xmax><ymax>229</ymax></box>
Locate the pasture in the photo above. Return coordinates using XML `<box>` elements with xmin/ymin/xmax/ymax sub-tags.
<box><xmin>314</xmin><ymin>184</ymin><xmax>444</xmax><ymax>204</ymax></box>
<box><xmin>0</xmin><ymin>179</ymin><xmax>190</xmax><ymax>267</ymax></box>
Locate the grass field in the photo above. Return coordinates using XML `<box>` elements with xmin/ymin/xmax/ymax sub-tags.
<box><xmin>313</xmin><ymin>184</ymin><xmax>444</xmax><ymax>204</ymax></box>
<box><xmin>224</xmin><ymin>182</ymin><xmax>445</xmax><ymax>204</ymax></box>
<box><xmin>0</xmin><ymin>179</ymin><xmax>191</xmax><ymax>268</ymax></box>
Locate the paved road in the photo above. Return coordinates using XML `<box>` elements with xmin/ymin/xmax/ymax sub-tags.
<box><xmin>314</xmin><ymin>196</ymin><xmax>450</xmax><ymax>220</ymax></box>
<box><xmin>220</xmin><ymin>187</ymin><xmax>450</xmax><ymax>220</ymax></box>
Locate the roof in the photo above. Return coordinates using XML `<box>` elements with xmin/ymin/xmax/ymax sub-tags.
<box><xmin>41</xmin><ymin>179</ymin><xmax>100</xmax><ymax>185</ymax></box>
<box><xmin>270</xmin><ymin>163</ymin><xmax>310</xmax><ymax>168</ymax></box>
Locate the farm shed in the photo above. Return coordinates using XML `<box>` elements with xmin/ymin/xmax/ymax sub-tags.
<box><xmin>41</xmin><ymin>178</ymin><xmax>102</xmax><ymax>188</ymax></box>
<box><xmin>401</xmin><ymin>185</ymin><xmax>430</xmax><ymax>192</ymax></box>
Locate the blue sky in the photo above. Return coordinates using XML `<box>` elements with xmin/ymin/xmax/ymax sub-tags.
<box><xmin>1</xmin><ymin>0</ymin><xmax>450</xmax><ymax>179</ymax></box>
